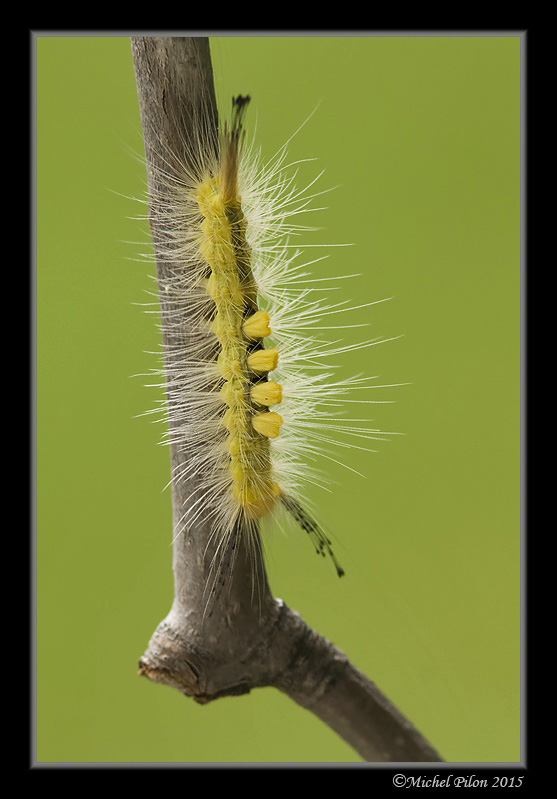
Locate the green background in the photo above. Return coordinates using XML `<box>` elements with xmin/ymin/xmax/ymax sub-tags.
<box><xmin>37</xmin><ymin>35</ymin><xmax>521</xmax><ymax>764</ymax></box>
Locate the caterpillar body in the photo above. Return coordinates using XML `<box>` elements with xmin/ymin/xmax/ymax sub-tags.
<box><xmin>143</xmin><ymin>95</ymin><xmax>395</xmax><ymax>602</ymax></box>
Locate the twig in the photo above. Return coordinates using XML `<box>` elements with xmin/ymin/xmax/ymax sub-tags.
<box><xmin>131</xmin><ymin>34</ymin><xmax>443</xmax><ymax>763</ymax></box>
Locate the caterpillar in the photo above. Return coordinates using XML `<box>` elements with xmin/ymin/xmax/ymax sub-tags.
<box><xmin>141</xmin><ymin>94</ymin><xmax>397</xmax><ymax>604</ymax></box>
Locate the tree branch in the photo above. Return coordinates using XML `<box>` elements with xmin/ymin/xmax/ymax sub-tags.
<box><xmin>131</xmin><ymin>35</ymin><xmax>442</xmax><ymax>763</ymax></box>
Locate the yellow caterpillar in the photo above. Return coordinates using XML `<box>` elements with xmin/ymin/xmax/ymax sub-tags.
<box><xmin>143</xmin><ymin>95</ymin><xmax>398</xmax><ymax>597</ymax></box>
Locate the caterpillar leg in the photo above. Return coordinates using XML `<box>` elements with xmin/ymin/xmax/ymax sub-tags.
<box><xmin>279</xmin><ymin>493</ymin><xmax>345</xmax><ymax>577</ymax></box>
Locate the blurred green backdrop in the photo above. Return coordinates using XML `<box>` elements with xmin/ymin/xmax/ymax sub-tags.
<box><xmin>36</xmin><ymin>35</ymin><xmax>521</xmax><ymax>763</ymax></box>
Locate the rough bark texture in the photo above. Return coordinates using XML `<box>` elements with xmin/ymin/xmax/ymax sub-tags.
<box><xmin>131</xmin><ymin>35</ymin><xmax>443</xmax><ymax>763</ymax></box>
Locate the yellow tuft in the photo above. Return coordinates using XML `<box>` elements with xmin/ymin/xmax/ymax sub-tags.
<box><xmin>251</xmin><ymin>381</ymin><xmax>283</xmax><ymax>407</ymax></box>
<box><xmin>247</xmin><ymin>348</ymin><xmax>279</xmax><ymax>373</ymax></box>
<box><xmin>243</xmin><ymin>310</ymin><xmax>272</xmax><ymax>339</ymax></box>
<box><xmin>252</xmin><ymin>411</ymin><xmax>284</xmax><ymax>438</ymax></box>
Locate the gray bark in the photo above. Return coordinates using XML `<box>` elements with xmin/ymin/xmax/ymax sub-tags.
<box><xmin>131</xmin><ymin>35</ymin><xmax>443</xmax><ymax>763</ymax></box>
